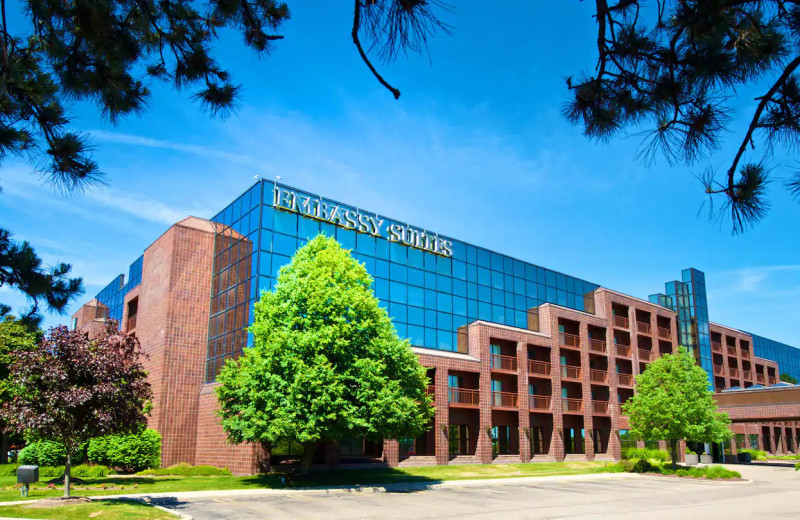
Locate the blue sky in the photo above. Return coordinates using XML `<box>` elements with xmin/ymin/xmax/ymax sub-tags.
<box><xmin>2</xmin><ymin>1</ymin><xmax>799</xmax><ymax>346</ymax></box>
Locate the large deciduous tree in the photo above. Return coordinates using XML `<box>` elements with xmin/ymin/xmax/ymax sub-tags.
<box><xmin>0</xmin><ymin>321</ymin><xmax>151</xmax><ymax>497</ymax></box>
<box><xmin>622</xmin><ymin>347</ymin><xmax>732</xmax><ymax>469</ymax></box>
<box><xmin>567</xmin><ymin>0</ymin><xmax>800</xmax><ymax>232</ymax></box>
<box><xmin>216</xmin><ymin>234</ymin><xmax>433</xmax><ymax>470</ymax></box>
<box><xmin>0</xmin><ymin>315</ymin><xmax>37</xmax><ymax>463</ymax></box>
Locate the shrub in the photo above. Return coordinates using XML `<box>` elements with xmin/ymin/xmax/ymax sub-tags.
<box><xmin>622</xmin><ymin>447</ymin><xmax>670</xmax><ymax>462</ymax></box>
<box><xmin>18</xmin><ymin>441</ymin><xmax>66</xmax><ymax>466</ymax></box>
<box><xmin>704</xmin><ymin>466</ymin><xmax>741</xmax><ymax>479</ymax></box>
<box><xmin>738</xmin><ymin>449</ymin><xmax>767</xmax><ymax>461</ymax></box>
<box><xmin>685</xmin><ymin>446</ymin><xmax>694</xmax><ymax>455</ymax></box>
<box><xmin>0</xmin><ymin>464</ymin><xmax>18</xmax><ymax>476</ymax></box>
<box><xmin>794</xmin><ymin>461</ymin><xmax>799</xmax><ymax>471</ymax></box>
<box><xmin>0</xmin><ymin>464</ymin><xmax>111</xmax><ymax>478</ymax></box>
<box><xmin>136</xmin><ymin>462</ymin><xmax>232</xmax><ymax>476</ymax></box>
<box><xmin>88</xmin><ymin>429</ymin><xmax>161</xmax><ymax>473</ymax></box>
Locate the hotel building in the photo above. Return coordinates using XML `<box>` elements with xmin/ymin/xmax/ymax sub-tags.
<box><xmin>71</xmin><ymin>181</ymin><xmax>800</xmax><ymax>474</ymax></box>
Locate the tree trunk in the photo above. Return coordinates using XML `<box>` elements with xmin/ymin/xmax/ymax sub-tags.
<box><xmin>301</xmin><ymin>442</ymin><xmax>315</xmax><ymax>472</ymax></box>
<box><xmin>0</xmin><ymin>430</ymin><xmax>8</xmax><ymax>465</ymax></box>
<box><xmin>64</xmin><ymin>452</ymin><xmax>71</xmax><ymax>498</ymax></box>
<box><xmin>669</xmin><ymin>439</ymin><xmax>678</xmax><ymax>471</ymax></box>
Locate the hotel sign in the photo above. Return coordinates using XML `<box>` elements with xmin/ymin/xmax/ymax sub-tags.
<box><xmin>273</xmin><ymin>186</ymin><xmax>453</xmax><ymax>257</ymax></box>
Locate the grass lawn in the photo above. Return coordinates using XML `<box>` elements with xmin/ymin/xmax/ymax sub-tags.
<box><xmin>0</xmin><ymin>461</ymin><xmax>611</xmax><ymax>502</ymax></box>
<box><xmin>0</xmin><ymin>499</ymin><xmax>176</xmax><ymax>519</ymax></box>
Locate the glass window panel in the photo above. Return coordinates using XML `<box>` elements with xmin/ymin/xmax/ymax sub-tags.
<box><xmin>437</xmin><ymin>256</ymin><xmax>452</xmax><ymax>276</ymax></box>
<box><xmin>389</xmin><ymin>281</ymin><xmax>406</xmax><ymax>304</ymax></box>
<box><xmin>375</xmin><ymin>278</ymin><xmax>389</xmax><ymax>301</ymax></box>
<box><xmin>478</xmin><ymin>301</ymin><xmax>492</xmax><ymax>321</ymax></box>
<box><xmin>390</xmin><ymin>242</ymin><xmax>407</xmax><ymax>263</ymax></box>
<box><xmin>424</xmin><ymin>289</ymin><xmax>437</xmax><ymax>308</ymax></box>
<box><xmin>408</xmin><ymin>286</ymin><xmax>424</xmax><ymax>307</ymax></box>
<box><xmin>490</xmin><ymin>252</ymin><xmax>503</xmax><ymax>272</ymax></box>
<box><xmin>424</xmin><ymin>252</ymin><xmax>437</xmax><ymax>272</ymax></box>
<box><xmin>503</xmin><ymin>256</ymin><xmax>513</xmax><ymax>274</ymax></box>
<box><xmin>273</xmin><ymin>233</ymin><xmax>297</xmax><ymax>256</ymax></box>
<box><xmin>452</xmin><ymin>260</ymin><xmax>466</xmax><ymax>280</ymax></box>
<box><xmin>408</xmin><ymin>267</ymin><xmax>424</xmax><ymax>287</ymax></box>
<box><xmin>476</xmin><ymin>248</ymin><xmax>490</xmax><ymax>268</ymax></box>
<box><xmin>336</xmin><ymin>228</ymin><xmax>356</xmax><ymax>250</ymax></box>
<box><xmin>492</xmin><ymin>305</ymin><xmax>505</xmax><ymax>323</ymax></box>
<box><xmin>271</xmin><ymin>254</ymin><xmax>290</xmax><ymax>278</ymax></box>
<box><xmin>376</xmin><ymin>259</ymin><xmax>389</xmax><ymax>279</ymax></box>
<box><xmin>298</xmin><ymin>217</ymin><xmax>320</xmax><ymax>240</ymax></box>
<box><xmin>437</xmin><ymin>275</ymin><xmax>452</xmax><ymax>293</ymax></box>
<box><xmin>453</xmin><ymin>279</ymin><xmax>467</xmax><ymax>298</ymax></box>
<box><xmin>491</xmin><ymin>270</ymin><xmax>504</xmax><ymax>290</ymax></box>
<box><xmin>437</xmin><ymin>329</ymin><xmax>453</xmax><ymax>351</ymax></box>
<box><xmin>408</xmin><ymin>305</ymin><xmax>424</xmax><ymax>326</ymax></box>
<box><xmin>425</xmin><ymin>309</ymin><xmax>437</xmax><ymax>328</ymax></box>
<box><xmin>425</xmin><ymin>271</ymin><xmax>437</xmax><ymax>289</ymax></box>
<box><xmin>408</xmin><ymin>325</ymin><xmax>424</xmax><ymax>346</ymax></box>
<box><xmin>390</xmin><ymin>302</ymin><xmax>408</xmax><ymax>323</ymax></box>
<box><xmin>273</xmin><ymin>210</ymin><xmax>297</xmax><ymax>235</ymax></box>
<box><xmin>437</xmin><ymin>293</ymin><xmax>452</xmax><ymax>313</ymax></box>
<box><xmin>437</xmin><ymin>312</ymin><xmax>452</xmax><ymax>330</ymax></box>
<box><xmin>390</xmin><ymin>262</ymin><xmax>408</xmax><ymax>283</ymax></box>
<box><xmin>453</xmin><ymin>296</ymin><xmax>467</xmax><ymax>315</ymax></box>
<box><xmin>425</xmin><ymin>327</ymin><xmax>437</xmax><ymax>348</ymax></box>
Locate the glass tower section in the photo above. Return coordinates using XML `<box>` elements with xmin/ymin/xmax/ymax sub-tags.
<box><xmin>749</xmin><ymin>334</ymin><xmax>800</xmax><ymax>382</ymax></box>
<box><xmin>95</xmin><ymin>255</ymin><xmax>143</xmax><ymax>322</ymax></box>
<box><xmin>204</xmin><ymin>180</ymin><xmax>600</xmax><ymax>382</ymax></box>
<box><xmin>652</xmin><ymin>268</ymin><xmax>714</xmax><ymax>388</ymax></box>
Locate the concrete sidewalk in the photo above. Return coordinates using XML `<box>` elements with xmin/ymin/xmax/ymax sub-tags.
<box><xmin>0</xmin><ymin>471</ymin><xmax>639</xmax><ymax>506</ymax></box>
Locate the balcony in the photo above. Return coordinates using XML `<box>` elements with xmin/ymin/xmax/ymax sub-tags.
<box><xmin>426</xmin><ymin>385</ymin><xmax>435</xmax><ymax>396</ymax></box>
<box><xmin>617</xmin><ymin>373</ymin><xmax>634</xmax><ymax>387</ymax></box>
<box><xmin>615</xmin><ymin>343</ymin><xmax>632</xmax><ymax>358</ymax></box>
<box><xmin>528</xmin><ymin>360</ymin><xmax>551</xmax><ymax>377</ymax></box>
<box><xmin>560</xmin><ymin>364</ymin><xmax>582</xmax><ymax>381</ymax></box>
<box><xmin>561</xmin><ymin>397</ymin><xmax>584</xmax><ymax>414</ymax></box>
<box><xmin>756</xmin><ymin>374</ymin><xmax>765</xmax><ymax>384</ymax></box>
<box><xmin>742</xmin><ymin>369</ymin><xmax>752</xmax><ymax>380</ymax></box>
<box><xmin>769</xmin><ymin>377</ymin><xmax>777</xmax><ymax>386</ymax></box>
<box><xmin>530</xmin><ymin>394</ymin><xmax>551</xmax><ymax>411</ymax></box>
<box><xmin>713</xmin><ymin>364</ymin><xmax>724</xmax><ymax>376</ymax></box>
<box><xmin>657</xmin><ymin>326</ymin><xmax>672</xmax><ymax>340</ymax></box>
<box><xmin>592</xmin><ymin>400</ymin><xmax>610</xmax><ymax>415</ymax></box>
<box><xmin>127</xmin><ymin>314</ymin><xmax>137</xmax><ymax>331</ymax></box>
<box><xmin>589</xmin><ymin>369</ymin><xmax>608</xmax><ymax>384</ymax></box>
<box><xmin>617</xmin><ymin>402</ymin><xmax>627</xmax><ymax>416</ymax></box>
<box><xmin>728</xmin><ymin>367</ymin><xmax>739</xmax><ymax>379</ymax></box>
<box><xmin>491</xmin><ymin>354</ymin><xmax>518</xmax><ymax>372</ymax></box>
<box><xmin>638</xmin><ymin>349</ymin><xmax>652</xmax><ymax>362</ymax></box>
<box><xmin>492</xmin><ymin>391</ymin><xmax>518</xmax><ymax>409</ymax></box>
<box><xmin>588</xmin><ymin>338</ymin><xmax>607</xmax><ymax>354</ymax></box>
<box><xmin>613</xmin><ymin>315</ymin><xmax>629</xmax><ymax>329</ymax></box>
<box><xmin>727</xmin><ymin>345</ymin><xmax>737</xmax><ymax>357</ymax></box>
<box><xmin>711</xmin><ymin>341</ymin><xmax>722</xmax><ymax>354</ymax></box>
<box><xmin>741</xmin><ymin>349</ymin><xmax>751</xmax><ymax>359</ymax></box>
<box><xmin>636</xmin><ymin>321</ymin><xmax>651</xmax><ymax>335</ymax></box>
<box><xmin>449</xmin><ymin>388</ymin><xmax>480</xmax><ymax>408</ymax></box>
<box><xmin>559</xmin><ymin>332</ymin><xmax>581</xmax><ymax>350</ymax></box>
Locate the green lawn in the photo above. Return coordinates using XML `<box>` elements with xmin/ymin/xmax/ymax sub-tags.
<box><xmin>0</xmin><ymin>461</ymin><xmax>611</xmax><ymax>502</ymax></box>
<box><xmin>0</xmin><ymin>500</ymin><xmax>175</xmax><ymax>519</ymax></box>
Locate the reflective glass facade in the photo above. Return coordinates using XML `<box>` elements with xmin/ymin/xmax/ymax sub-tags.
<box><xmin>96</xmin><ymin>255</ymin><xmax>143</xmax><ymax>322</ymax></box>
<box><xmin>750</xmin><ymin>334</ymin><xmax>800</xmax><ymax>382</ymax></box>
<box><xmin>204</xmin><ymin>180</ymin><xmax>600</xmax><ymax>381</ymax></box>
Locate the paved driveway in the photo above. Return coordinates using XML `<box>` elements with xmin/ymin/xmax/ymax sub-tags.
<box><xmin>158</xmin><ymin>463</ymin><xmax>800</xmax><ymax>520</ymax></box>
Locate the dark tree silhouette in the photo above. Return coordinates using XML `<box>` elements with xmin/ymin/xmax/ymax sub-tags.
<box><xmin>0</xmin><ymin>321</ymin><xmax>151</xmax><ymax>498</ymax></box>
<box><xmin>566</xmin><ymin>0</ymin><xmax>800</xmax><ymax>232</ymax></box>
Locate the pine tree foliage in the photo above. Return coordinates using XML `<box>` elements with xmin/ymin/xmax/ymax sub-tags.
<box><xmin>215</xmin><ymin>235</ymin><xmax>433</xmax><ymax>469</ymax></box>
<box><xmin>566</xmin><ymin>0</ymin><xmax>800</xmax><ymax>232</ymax></box>
<box><xmin>622</xmin><ymin>347</ymin><xmax>732</xmax><ymax>469</ymax></box>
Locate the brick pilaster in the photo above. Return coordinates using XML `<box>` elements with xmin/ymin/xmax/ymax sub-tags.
<box><xmin>517</xmin><ymin>340</ymin><xmax>531</xmax><ymax>463</ymax></box>
<box><xmin>434</xmin><ymin>367</ymin><xmax>449</xmax><ymax>465</ymax></box>
<box><xmin>580</xmin><ymin>322</ymin><xmax>594</xmax><ymax>460</ymax></box>
<box><xmin>383</xmin><ymin>439</ymin><xmax>399</xmax><ymax>467</ymax></box>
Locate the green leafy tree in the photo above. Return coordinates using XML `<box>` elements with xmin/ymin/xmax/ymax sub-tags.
<box><xmin>0</xmin><ymin>316</ymin><xmax>37</xmax><ymax>463</ymax></box>
<box><xmin>216</xmin><ymin>234</ymin><xmax>433</xmax><ymax>470</ymax></box>
<box><xmin>622</xmin><ymin>347</ymin><xmax>732</xmax><ymax>469</ymax></box>
<box><xmin>566</xmin><ymin>1</ymin><xmax>800</xmax><ymax>233</ymax></box>
<box><xmin>780</xmin><ymin>373</ymin><xmax>798</xmax><ymax>384</ymax></box>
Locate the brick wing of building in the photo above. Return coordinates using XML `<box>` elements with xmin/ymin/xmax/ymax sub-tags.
<box><xmin>71</xmin><ymin>181</ymin><xmax>800</xmax><ymax>475</ymax></box>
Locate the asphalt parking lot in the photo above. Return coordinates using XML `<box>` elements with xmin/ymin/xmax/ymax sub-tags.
<box><xmin>159</xmin><ymin>463</ymin><xmax>800</xmax><ymax>520</ymax></box>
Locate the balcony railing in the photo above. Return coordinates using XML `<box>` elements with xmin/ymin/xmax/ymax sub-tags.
<box><xmin>636</xmin><ymin>321</ymin><xmax>651</xmax><ymax>335</ymax></box>
<box><xmin>589</xmin><ymin>369</ymin><xmax>608</xmax><ymax>384</ymax></box>
<box><xmin>741</xmin><ymin>349</ymin><xmax>751</xmax><ymax>359</ymax></box>
<box><xmin>491</xmin><ymin>354</ymin><xmax>518</xmax><ymax>372</ymax></box>
<box><xmin>727</xmin><ymin>345</ymin><xmax>737</xmax><ymax>357</ymax></box>
<box><xmin>559</xmin><ymin>332</ymin><xmax>581</xmax><ymax>349</ymax></box>
<box><xmin>588</xmin><ymin>338</ymin><xmax>607</xmax><ymax>354</ymax></box>
<box><xmin>561</xmin><ymin>397</ymin><xmax>583</xmax><ymax>413</ymax></box>
<box><xmin>617</xmin><ymin>373</ymin><xmax>634</xmax><ymax>387</ymax></box>
<box><xmin>426</xmin><ymin>385</ymin><xmax>435</xmax><ymax>396</ymax></box>
<box><xmin>728</xmin><ymin>367</ymin><xmax>739</xmax><ymax>378</ymax></box>
<box><xmin>613</xmin><ymin>315</ymin><xmax>629</xmax><ymax>329</ymax></box>
<box><xmin>127</xmin><ymin>314</ymin><xmax>137</xmax><ymax>331</ymax></box>
<box><xmin>769</xmin><ymin>377</ymin><xmax>777</xmax><ymax>386</ymax></box>
<box><xmin>449</xmin><ymin>388</ymin><xmax>480</xmax><ymax>407</ymax></box>
<box><xmin>492</xmin><ymin>391</ymin><xmax>518</xmax><ymax>408</ymax></box>
<box><xmin>742</xmin><ymin>369</ymin><xmax>752</xmax><ymax>380</ymax></box>
<box><xmin>657</xmin><ymin>326</ymin><xmax>672</xmax><ymax>340</ymax></box>
<box><xmin>756</xmin><ymin>374</ymin><xmax>765</xmax><ymax>384</ymax></box>
<box><xmin>592</xmin><ymin>400</ymin><xmax>610</xmax><ymax>414</ymax></box>
<box><xmin>711</xmin><ymin>341</ymin><xmax>723</xmax><ymax>354</ymax></box>
<box><xmin>561</xmin><ymin>364</ymin><xmax>582</xmax><ymax>380</ymax></box>
<box><xmin>530</xmin><ymin>394</ymin><xmax>551</xmax><ymax>411</ymax></box>
<box><xmin>528</xmin><ymin>360</ymin><xmax>551</xmax><ymax>376</ymax></box>
<box><xmin>617</xmin><ymin>402</ymin><xmax>627</xmax><ymax>416</ymax></box>
<box><xmin>713</xmin><ymin>364</ymin><xmax>724</xmax><ymax>376</ymax></box>
<box><xmin>638</xmin><ymin>348</ymin><xmax>652</xmax><ymax>362</ymax></box>
<box><xmin>615</xmin><ymin>343</ymin><xmax>631</xmax><ymax>357</ymax></box>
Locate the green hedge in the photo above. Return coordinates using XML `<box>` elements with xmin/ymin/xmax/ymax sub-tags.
<box><xmin>136</xmin><ymin>462</ymin><xmax>231</xmax><ymax>476</ymax></box>
<box><xmin>795</xmin><ymin>461</ymin><xmax>799</xmax><ymax>471</ymax></box>
<box><xmin>608</xmin><ymin>461</ymin><xmax>740</xmax><ymax>479</ymax></box>
<box><xmin>0</xmin><ymin>463</ymin><xmax>110</xmax><ymax>478</ymax></box>
<box><xmin>621</xmin><ymin>447</ymin><xmax>670</xmax><ymax>462</ymax></box>
<box><xmin>88</xmin><ymin>429</ymin><xmax>161</xmax><ymax>473</ymax></box>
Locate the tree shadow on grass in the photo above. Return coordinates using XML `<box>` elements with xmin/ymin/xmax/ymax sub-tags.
<box><xmin>240</xmin><ymin>467</ymin><xmax>443</xmax><ymax>491</ymax></box>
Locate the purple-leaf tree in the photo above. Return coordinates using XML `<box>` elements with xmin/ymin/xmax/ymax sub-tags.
<box><xmin>0</xmin><ymin>321</ymin><xmax>152</xmax><ymax>498</ymax></box>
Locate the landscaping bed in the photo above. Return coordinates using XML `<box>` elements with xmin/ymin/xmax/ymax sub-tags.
<box><xmin>0</xmin><ymin>499</ymin><xmax>176</xmax><ymax>519</ymax></box>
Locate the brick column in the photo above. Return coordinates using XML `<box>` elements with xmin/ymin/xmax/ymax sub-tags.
<box><xmin>383</xmin><ymin>439</ymin><xmax>399</xmax><ymax>467</ymax></box>
<box><xmin>679</xmin><ymin>440</ymin><xmax>687</xmax><ymax>463</ymax></box>
<box><xmin>779</xmin><ymin>425</ymin><xmax>788</xmax><ymax>454</ymax></box>
<box><xmin>517</xmin><ymin>341</ymin><xmax>531</xmax><ymax>463</ymax></box>
<box><xmin>477</xmin><ymin>329</ymin><xmax>493</xmax><ymax>464</ymax></box>
<box><xmin>550</xmin><ymin>315</ymin><xmax>565</xmax><ymax>461</ymax></box>
<box><xmin>580</xmin><ymin>322</ymin><xmax>594</xmax><ymax>460</ymax></box>
<box><xmin>434</xmin><ymin>368</ymin><xmax>449</xmax><ymax>465</ymax></box>
<box><xmin>629</xmin><ymin>307</ymin><xmax>641</xmax><ymax>378</ymax></box>
<box><xmin>649</xmin><ymin>314</ymin><xmax>659</xmax><ymax>358</ymax></box>
<box><xmin>735</xmin><ymin>338</ymin><xmax>745</xmax><ymax>386</ymax></box>
<box><xmin>607</xmin><ymin>318</ymin><xmax>621</xmax><ymax>461</ymax></box>
<box><xmin>757</xmin><ymin>428</ymin><xmax>765</xmax><ymax>451</ymax></box>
